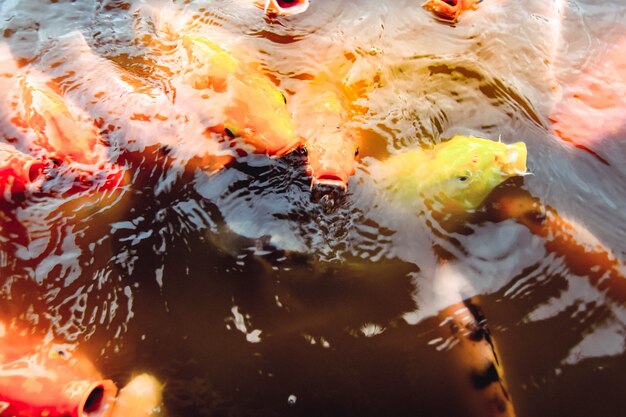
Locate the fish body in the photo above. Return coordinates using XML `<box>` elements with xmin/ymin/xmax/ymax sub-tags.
<box><xmin>179</xmin><ymin>34</ymin><xmax>300</xmax><ymax>157</ymax></box>
<box><xmin>422</xmin><ymin>0</ymin><xmax>479</xmax><ymax>22</ymax></box>
<box><xmin>432</xmin><ymin>300</ymin><xmax>516</xmax><ymax>417</ymax></box>
<box><xmin>0</xmin><ymin>143</ymin><xmax>126</xmax><ymax>206</ymax></box>
<box><xmin>0</xmin><ymin>143</ymin><xmax>47</xmax><ymax>199</ymax></box>
<box><xmin>489</xmin><ymin>191</ymin><xmax>626</xmax><ymax>302</ymax></box>
<box><xmin>110</xmin><ymin>374</ymin><xmax>163</xmax><ymax>417</ymax></box>
<box><xmin>0</xmin><ymin>322</ymin><xmax>117</xmax><ymax>417</ymax></box>
<box><xmin>292</xmin><ymin>71</ymin><xmax>369</xmax><ymax>188</ymax></box>
<box><xmin>19</xmin><ymin>78</ymin><xmax>101</xmax><ymax>165</ymax></box>
<box><xmin>0</xmin><ymin>77</ymin><xmax>127</xmax><ymax>205</ymax></box>
<box><xmin>375</xmin><ymin>135</ymin><xmax>527</xmax><ymax>214</ymax></box>
<box><xmin>548</xmin><ymin>38</ymin><xmax>626</xmax><ymax>160</ymax></box>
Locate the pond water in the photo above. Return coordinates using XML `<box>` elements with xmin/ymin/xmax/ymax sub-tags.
<box><xmin>1</xmin><ymin>0</ymin><xmax>625</xmax><ymax>416</ymax></box>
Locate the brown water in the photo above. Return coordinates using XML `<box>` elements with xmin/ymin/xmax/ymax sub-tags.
<box><xmin>1</xmin><ymin>0</ymin><xmax>626</xmax><ymax>416</ymax></box>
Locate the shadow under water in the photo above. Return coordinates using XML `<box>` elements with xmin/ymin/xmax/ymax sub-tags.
<box><xmin>1</xmin><ymin>0</ymin><xmax>626</xmax><ymax>416</ymax></box>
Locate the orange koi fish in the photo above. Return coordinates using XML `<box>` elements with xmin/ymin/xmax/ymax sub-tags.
<box><xmin>256</xmin><ymin>0</ymin><xmax>309</xmax><ymax>16</ymax></box>
<box><xmin>422</xmin><ymin>0</ymin><xmax>480</xmax><ymax>22</ymax></box>
<box><xmin>0</xmin><ymin>143</ymin><xmax>125</xmax><ymax>206</ymax></box>
<box><xmin>19</xmin><ymin>78</ymin><xmax>102</xmax><ymax>166</ymax></box>
<box><xmin>0</xmin><ymin>78</ymin><xmax>126</xmax><ymax>205</ymax></box>
<box><xmin>0</xmin><ymin>321</ymin><xmax>118</xmax><ymax>417</ymax></box>
<box><xmin>0</xmin><ymin>322</ymin><xmax>164</xmax><ymax>417</ymax></box>
<box><xmin>0</xmin><ymin>143</ymin><xmax>47</xmax><ymax>199</ymax></box>
<box><xmin>291</xmin><ymin>69</ymin><xmax>371</xmax><ymax>189</ymax></box>
<box><xmin>489</xmin><ymin>190</ymin><xmax>626</xmax><ymax>302</ymax></box>
<box><xmin>548</xmin><ymin>37</ymin><xmax>626</xmax><ymax>162</ymax></box>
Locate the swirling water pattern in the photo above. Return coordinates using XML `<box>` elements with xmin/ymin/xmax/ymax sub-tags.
<box><xmin>1</xmin><ymin>0</ymin><xmax>625</xmax><ymax>416</ymax></box>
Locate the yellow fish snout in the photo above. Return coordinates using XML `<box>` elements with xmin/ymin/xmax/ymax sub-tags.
<box><xmin>499</xmin><ymin>142</ymin><xmax>527</xmax><ymax>176</ymax></box>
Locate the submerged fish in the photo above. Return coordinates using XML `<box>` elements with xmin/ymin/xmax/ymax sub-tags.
<box><xmin>432</xmin><ymin>299</ymin><xmax>516</xmax><ymax>417</ymax></box>
<box><xmin>373</xmin><ymin>135</ymin><xmax>527</xmax><ymax>215</ymax></box>
<box><xmin>548</xmin><ymin>37</ymin><xmax>626</xmax><ymax>162</ymax></box>
<box><xmin>422</xmin><ymin>0</ymin><xmax>480</xmax><ymax>22</ymax></box>
<box><xmin>0</xmin><ymin>321</ymin><xmax>118</xmax><ymax>417</ymax></box>
<box><xmin>110</xmin><ymin>374</ymin><xmax>163</xmax><ymax>417</ymax></box>
<box><xmin>18</xmin><ymin>78</ymin><xmax>102</xmax><ymax>166</ymax></box>
<box><xmin>0</xmin><ymin>79</ymin><xmax>126</xmax><ymax>205</ymax></box>
<box><xmin>178</xmin><ymin>34</ymin><xmax>300</xmax><ymax>157</ymax></box>
<box><xmin>488</xmin><ymin>189</ymin><xmax>626</xmax><ymax>302</ymax></box>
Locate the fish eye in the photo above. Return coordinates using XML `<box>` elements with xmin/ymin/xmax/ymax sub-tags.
<box><xmin>354</xmin><ymin>147</ymin><xmax>359</xmax><ymax>156</ymax></box>
<box><xmin>300</xmin><ymin>145</ymin><xmax>308</xmax><ymax>156</ymax></box>
<box><xmin>224</xmin><ymin>127</ymin><xmax>236</xmax><ymax>139</ymax></box>
<box><xmin>456</xmin><ymin>169</ymin><xmax>472</xmax><ymax>183</ymax></box>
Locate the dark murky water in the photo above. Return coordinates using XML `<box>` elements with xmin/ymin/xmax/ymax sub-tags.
<box><xmin>1</xmin><ymin>1</ymin><xmax>625</xmax><ymax>416</ymax></box>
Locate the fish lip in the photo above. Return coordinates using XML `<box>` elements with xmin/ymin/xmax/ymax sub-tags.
<box><xmin>267</xmin><ymin>140</ymin><xmax>301</xmax><ymax>157</ymax></box>
<box><xmin>311</xmin><ymin>173</ymin><xmax>349</xmax><ymax>189</ymax></box>
<box><xmin>269</xmin><ymin>0</ymin><xmax>309</xmax><ymax>14</ymax></box>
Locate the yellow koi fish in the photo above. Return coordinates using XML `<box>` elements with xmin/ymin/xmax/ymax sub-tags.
<box><xmin>374</xmin><ymin>135</ymin><xmax>527</xmax><ymax>214</ymax></box>
<box><xmin>180</xmin><ymin>35</ymin><xmax>300</xmax><ymax>156</ymax></box>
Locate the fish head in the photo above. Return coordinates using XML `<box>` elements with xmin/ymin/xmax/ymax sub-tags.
<box><xmin>111</xmin><ymin>374</ymin><xmax>162</xmax><ymax>417</ymax></box>
<box><xmin>182</xmin><ymin>35</ymin><xmax>238</xmax><ymax>92</ymax></box>
<box><xmin>304</xmin><ymin>129</ymin><xmax>360</xmax><ymax>189</ymax></box>
<box><xmin>263</xmin><ymin>0</ymin><xmax>310</xmax><ymax>16</ymax></box>
<box><xmin>424</xmin><ymin>135</ymin><xmax>527</xmax><ymax>212</ymax></box>
<box><xmin>422</xmin><ymin>0</ymin><xmax>477</xmax><ymax>22</ymax></box>
<box><xmin>0</xmin><ymin>323</ymin><xmax>118</xmax><ymax>417</ymax></box>
<box><xmin>223</xmin><ymin>73</ymin><xmax>300</xmax><ymax>156</ymax></box>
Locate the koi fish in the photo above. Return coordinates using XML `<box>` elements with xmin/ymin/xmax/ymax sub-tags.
<box><xmin>18</xmin><ymin>78</ymin><xmax>102</xmax><ymax>166</ymax></box>
<box><xmin>0</xmin><ymin>321</ymin><xmax>165</xmax><ymax>417</ymax></box>
<box><xmin>0</xmin><ymin>143</ymin><xmax>47</xmax><ymax>199</ymax></box>
<box><xmin>0</xmin><ymin>142</ymin><xmax>126</xmax><ymax>207</ymax></box>
<box><xmin>290</xmin><ymin>70</ymin><xmax>370</xmax><ymax>189</ymax></box>
<box><xmin>0</xmin><ymin>321</ymin><xmax>118</xmax><ymax>417</ymax></box>
<box><xmin>373</xmin><ymin>135</ymin><xmax>527</xmax><ymax>214</ymax></box>
<box><xmin>180</xmin><ymin>34</ymin><xmax>300</xmax><ymax>156</ymax></box>
<box><xmin>432</xmin><ymin>300</ymin><xmax>516</xmax><ymax>417</ymax></box>
<box><xmin>0</xmin><ymin>77</ymin><xmax>127</xmax><ymax>205</ymax></box>
<box><xmin>548</xmin><ymin>37</ymin><xmax>626</xmax><ymax>162</ymax></box>
<box><xmin>488</xmin><ymin>190</ymin><xmax>626</xmax><ymax>302</ymax></box>
<box><xmin>36</xmin><ymin>32</ymin><xmax>229</xmax><ymax>166</ymax></box>
<box><xmin>422</xmin><ymin>0</ymin><xmax>480</xmax><ymax>22</ymax></box>
<box><xmin>258</xmin><ymin>0</ymin><xmax>309</xmax><ymax>16</ymax></box>
<box><xmin>110</xmin><ymin>374</ymin><xmax>162</xmax><ymax>417</ymax></box>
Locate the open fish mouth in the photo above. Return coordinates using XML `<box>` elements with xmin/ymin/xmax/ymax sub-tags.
<box><xmin>311</xmin><ymin>173</ymin><xmax>349</xmax><ymax>189</ymax></box>
<box><xmin>263</xmin><ymin>138</ymin><xmax>302</xmax><ymax>157</ymax></box>
<box><xmin>264</xmin><ymin>0</ymin><xmax>309</xmax><ymax>15</ymax></box>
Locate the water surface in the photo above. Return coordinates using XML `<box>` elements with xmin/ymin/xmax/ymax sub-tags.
<box><xmin>1</xmin><ymin>1</ymin><xmax>625</xmax><ymax>416</ymax></box>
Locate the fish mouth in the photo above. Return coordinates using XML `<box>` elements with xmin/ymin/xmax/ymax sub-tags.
<box><xmin>311</xmin><ymin>175</ymin><xmax>348</xmax><ymax>209</ymax></box>
<box><xmin>265</xmin><ymin>138</ymin><xmax>301</xmax><ymax>157</ymax></box>
<box><xmin>276</xmin><ymin>0</ymin><xmax>308</xmax><ymax>9</ymax></box>
<box><xmin>266</xmin><ymin>0</ymin><xmax>309</xmax><ymax>15</ymax></box>
<box><xmin>76</xmin><ymin>379</ymin><xmax>118</xmax><ymax>417</ymax></box>
<box><xmin>311</xmin><ymin>173</ymin><xmax>349</xmax><ymax>189</ymax></box>
<box><xmin>501</xmin><ymin>142</ymin><xmax>527</xmax><ymax>176</ymax></box>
